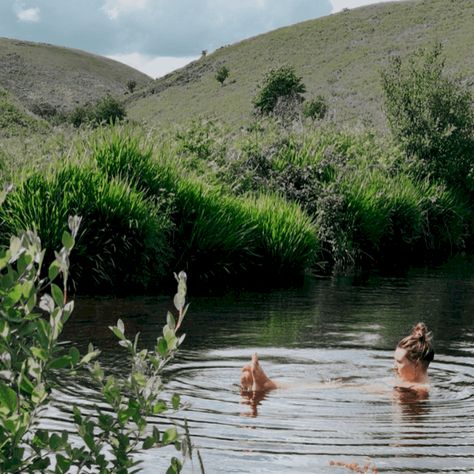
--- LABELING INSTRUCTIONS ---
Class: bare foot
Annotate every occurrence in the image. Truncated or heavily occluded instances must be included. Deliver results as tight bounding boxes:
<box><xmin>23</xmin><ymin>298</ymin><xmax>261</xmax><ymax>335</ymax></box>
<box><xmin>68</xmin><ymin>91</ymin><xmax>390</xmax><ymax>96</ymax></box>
<box><xmin>240</xmin><ymin>365</ymin><xmax>253</xmax><ymax>391</ymax></box>
<box><xmin>250</xmin><ymin>353</ymin><xmax>278</xmax><ymax>391</ymax></box>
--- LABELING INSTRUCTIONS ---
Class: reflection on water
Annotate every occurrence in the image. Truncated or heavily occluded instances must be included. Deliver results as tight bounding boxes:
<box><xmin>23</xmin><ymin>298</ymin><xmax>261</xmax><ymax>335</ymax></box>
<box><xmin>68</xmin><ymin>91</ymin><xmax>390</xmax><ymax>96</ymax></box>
<box><xmin>52</xmin><ymin>257</ymin><xmax>474</xmax><ymax>473</ymax></box>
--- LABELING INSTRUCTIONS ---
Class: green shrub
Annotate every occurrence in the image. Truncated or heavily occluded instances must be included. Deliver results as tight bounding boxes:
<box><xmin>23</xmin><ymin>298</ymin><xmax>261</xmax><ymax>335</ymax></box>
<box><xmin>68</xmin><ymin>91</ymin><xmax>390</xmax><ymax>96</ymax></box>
<box><xmin>381</xmin><ymin>44</ymin><xmax>474</xmax><ymax>189</ymax></box>
<box><xmin>0</xmin><ymin>216</ymin><xmax>198</xmax><ymax>472</ymax></box>
<box><xmin>253</xmin><ymin>66</ymin><xmax>306</xmax><ymax>115</ymax></box>
<box><xmin>303</xmin><ymin>95</ymin><xmax>328</xmax><ymax>120</ymax></box>
<box><xmin>171</xmin><ymin>178</ymin><xmax>257</xmax><ymax>282</ymax></box>
<box><xmin>70</xmin><ymin>95</ymin><xmax>126</xmax><ymax>128</ymax></box>
<box><xmin>215</xmin><ymin>65</ymin><xmax>230</xmax><ymax>85</ymax></box>
<box><xmin>126</xmin><ymin>78</ymin><xmax>137</xmax><ymax>93</ymax></box>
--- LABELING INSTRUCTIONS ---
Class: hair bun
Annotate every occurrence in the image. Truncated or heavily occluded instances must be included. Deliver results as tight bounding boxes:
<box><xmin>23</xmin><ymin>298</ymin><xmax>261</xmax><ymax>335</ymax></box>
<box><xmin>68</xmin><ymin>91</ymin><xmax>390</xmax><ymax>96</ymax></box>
<box><xmin>412</xmin><ymin>322</ymin><xmax>429</xmax><ymax>341</ymax></box>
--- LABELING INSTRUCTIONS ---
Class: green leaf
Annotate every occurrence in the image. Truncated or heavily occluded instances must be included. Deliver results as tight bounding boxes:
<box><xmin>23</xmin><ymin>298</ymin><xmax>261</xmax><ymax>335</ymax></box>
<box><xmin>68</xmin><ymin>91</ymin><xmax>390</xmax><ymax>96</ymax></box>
<box><xmin>61</xmin><ymin>231</ymin><xmax>74</xmax><ymax>251</ymax></box>
<box><xmin>117</xmin><ymin>318</ymin><xmax>125</xmax><ymax>334</ymax></box>
<box><xmin>110</xmin><ymin>325</ymin><xmax>125</xmax><ymax>340</ymax></box>
<box><xmin>0</xmin><ymin>320</ymin><xmax>10</xmax><ymax>339</ymax></box>
<box><xmin>69</xmin><ymin>346</ymin><xmax>80</xmax><ymax>365</ymax></box>
<box><xmin>48</xmin><ymin>260</ymin><xmax>60</xmax><ymax>281</ymax></box>
<box><xmin>55</xmin><ymin>454</ymin><xmax>71</xmax><ymax>473</ymax></box>
<box><xmin>171</xmin><ymin>394</ymin><xmax>180</xmax><ymax>410</ymax></box>
<box><xmin>0</xmin><ymin>381</ymin><xmax>17</xmax><ymax>413</ymax></box>
<box><xmin>143</xmin><ymin>436</ymin><xmax>156</xmax><ymax>450</ymax></box>
<box><xmin>72</xmin><ymin>406</ymin><xmax>82</xmax><ymax>424</ymax></box>
<box><xmin>51</xmin><ymin>284</ymin><xmax>64</xmax><ymax>307</ymax></box>
<box><xmin>157</xmin><ymin>337</ymin><xmax>168</xmax><ymax>356</ymax></box>
<box><xmin>5</xmin><ymin>284</ymin><xmax>23</xmax><ymax>306</ymax></box>
<box><xmin>152</xmin><ymin>400</ymin><xmax>167</xmax><ymax>414</ymax></box>
<box><xmin>80</xmin><ymin>348</ymin><xmax>100</xmax><ymax>365</ymax></box>
<box><xmin>32</xmin><ymin>383</ymin><xmax>47</xmax><ymax>404</ymax></box>
<box><xmin>49</xmin><ymin>433</ymin><xmax>63</xmax><ymax>450</ymax></box>
<box><xmin>49</xmin><ymin>355</ymin><xmax>72</xmax><ymax>369</ymax></box>
<box><xmin>162</xmin><ymin>427</ymin><xmax>178</xmax><ymax>445</ymax></box>
<box><xmin>31</xmin><ymin>346</ymin><xmax>48</xmax><ymax>361</ymax></box>
<box><xmin>167</xmin><ymin>311</ymin><xmax>176</xmax><ymax>330</ymax></box>
<box><xmin>153</xmin><ymin>426</ymin><xmax>161</xmax><ymax>443</ymax></box>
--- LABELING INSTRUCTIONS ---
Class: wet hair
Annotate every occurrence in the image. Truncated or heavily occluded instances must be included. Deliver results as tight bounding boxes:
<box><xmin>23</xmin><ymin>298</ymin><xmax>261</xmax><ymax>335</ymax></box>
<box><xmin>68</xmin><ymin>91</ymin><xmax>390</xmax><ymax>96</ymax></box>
<box><xmin>397</xmin><ymin>322</ymin><xmax>434</xmax><ymax>367</ymax></box>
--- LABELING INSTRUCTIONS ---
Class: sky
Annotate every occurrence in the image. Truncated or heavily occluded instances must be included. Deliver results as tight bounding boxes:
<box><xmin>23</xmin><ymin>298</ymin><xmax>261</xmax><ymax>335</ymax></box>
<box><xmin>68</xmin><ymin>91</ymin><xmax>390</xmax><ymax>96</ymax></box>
<box><xmin>0</xmin><ymin>0</ymin><xmax>399</xmax><ymax>78</ymax></box>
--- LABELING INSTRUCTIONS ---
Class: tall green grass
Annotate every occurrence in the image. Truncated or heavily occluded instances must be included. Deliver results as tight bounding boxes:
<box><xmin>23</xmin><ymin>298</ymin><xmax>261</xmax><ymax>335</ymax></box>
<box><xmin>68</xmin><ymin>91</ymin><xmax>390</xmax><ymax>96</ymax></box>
<box><xmin>0</xmin><ymin>164</ymin><xmax>172</xmax><ymax>292</ymax></box>
<box><xmin>342</xmin><ymin>171</ymin><xmax>468</xmax><ymax>265</ymax></box>
<box><xmin>243</xmin><ymin>193</ymin><xmax>318</xmax><ymax>277</ymax></box>
<box><xmin>92</xmin><ymin>128</ymin><xmax>319</xmax><ymax>285</ymax></box>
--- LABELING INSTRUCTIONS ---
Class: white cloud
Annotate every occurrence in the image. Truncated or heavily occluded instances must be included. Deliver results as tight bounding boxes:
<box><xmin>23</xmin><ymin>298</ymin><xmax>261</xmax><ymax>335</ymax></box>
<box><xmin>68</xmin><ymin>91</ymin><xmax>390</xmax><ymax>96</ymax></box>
<box><xmin>330</xmin><ymin>0</ymin><xmax>399</xmax><ymax>13</ymax></box>
<box><xmin>102</xmin><ymin>0</ymin><xmax>150</xmax><ymax>20</ymax></box>
<box><xmin>16</xmin><ymin>7</ymin><xmax>40</xmax><ymax>22</ymax></box>
<box><xmin>107</xmin><ymin>52</ymin><xmax>198</xmax><ymax>78</ymax></box>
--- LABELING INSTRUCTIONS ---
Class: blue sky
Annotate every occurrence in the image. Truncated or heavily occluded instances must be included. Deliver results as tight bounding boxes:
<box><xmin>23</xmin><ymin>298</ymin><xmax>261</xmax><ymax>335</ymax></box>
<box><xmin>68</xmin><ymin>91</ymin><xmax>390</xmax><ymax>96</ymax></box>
<box><xmin>0</xmin><ymin>1</ymin><xmax>399</xmax><ymax>78</ymax></box>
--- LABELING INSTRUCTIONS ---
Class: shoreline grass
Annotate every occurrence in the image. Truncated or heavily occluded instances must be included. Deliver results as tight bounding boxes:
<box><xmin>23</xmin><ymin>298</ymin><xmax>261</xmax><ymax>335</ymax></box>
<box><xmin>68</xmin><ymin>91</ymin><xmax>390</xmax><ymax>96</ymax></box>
<box><xmin>0</xmin><ymin>121</ymin><xmax>472</xmax><ymax>294</ymax></box>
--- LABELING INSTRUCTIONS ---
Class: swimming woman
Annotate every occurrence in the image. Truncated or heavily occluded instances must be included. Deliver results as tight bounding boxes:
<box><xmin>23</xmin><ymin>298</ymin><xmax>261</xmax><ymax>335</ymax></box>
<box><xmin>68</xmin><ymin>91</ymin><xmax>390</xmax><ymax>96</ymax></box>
<box><xmin>240</xmin><ymin>322</ymin><xmax>434</xmax><ymax>393</ymax></box>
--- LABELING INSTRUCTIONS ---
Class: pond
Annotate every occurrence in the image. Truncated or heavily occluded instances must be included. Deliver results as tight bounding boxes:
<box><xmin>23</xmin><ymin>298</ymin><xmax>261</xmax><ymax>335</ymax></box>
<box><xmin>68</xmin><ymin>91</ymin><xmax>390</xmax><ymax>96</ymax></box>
<box><xmin>50</xmin><ymin>257</ymin><xmax>474</xmax><ymax>473</ymax></box>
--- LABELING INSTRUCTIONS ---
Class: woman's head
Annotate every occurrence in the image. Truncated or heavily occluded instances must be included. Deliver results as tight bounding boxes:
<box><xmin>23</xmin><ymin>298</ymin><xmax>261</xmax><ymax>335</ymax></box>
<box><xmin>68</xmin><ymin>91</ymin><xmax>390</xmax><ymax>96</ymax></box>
<box><xmin>394</xmin><ymin>323</ymin><xmax>434</xmax><ymax>382</ymax></box>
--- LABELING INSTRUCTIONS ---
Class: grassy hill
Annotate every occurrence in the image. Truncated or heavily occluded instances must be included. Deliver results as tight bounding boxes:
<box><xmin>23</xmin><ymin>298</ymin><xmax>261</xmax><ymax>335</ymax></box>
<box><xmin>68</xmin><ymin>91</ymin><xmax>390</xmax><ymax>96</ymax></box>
<box><xmin>0</xmin><ymin>37</ymin><xmax>151</xmax><ymax>117</ymax></box>
<box><xmin>127</xmin><ymin>0</ymin><xmax>474</xmax><ymax>129</ymax></box>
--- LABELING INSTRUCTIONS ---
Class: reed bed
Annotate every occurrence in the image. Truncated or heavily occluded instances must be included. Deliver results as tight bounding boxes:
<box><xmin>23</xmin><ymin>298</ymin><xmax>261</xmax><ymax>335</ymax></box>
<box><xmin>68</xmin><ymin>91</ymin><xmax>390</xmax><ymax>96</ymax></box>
<box><xmin>0</xmin><ymin>164</ymin><xmax>172</xmax><ymax>291</ymax></box>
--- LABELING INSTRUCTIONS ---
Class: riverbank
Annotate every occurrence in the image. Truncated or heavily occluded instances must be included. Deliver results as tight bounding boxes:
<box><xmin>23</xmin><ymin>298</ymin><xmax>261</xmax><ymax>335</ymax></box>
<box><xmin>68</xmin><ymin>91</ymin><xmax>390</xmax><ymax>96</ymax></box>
<box><xmin>1</xmin><ymin>119</ymin><xmax>471</xmax><ymax>294</ymax></box>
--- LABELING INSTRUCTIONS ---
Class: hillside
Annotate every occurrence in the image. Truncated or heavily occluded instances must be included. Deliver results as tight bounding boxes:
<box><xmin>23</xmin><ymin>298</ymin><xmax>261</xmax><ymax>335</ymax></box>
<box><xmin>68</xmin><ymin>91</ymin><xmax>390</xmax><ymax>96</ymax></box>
<box><xmin>0</xmin><ymin>37</ymin><xmax>151</xmax><ymax>116</ymax></box>
<box><xmin>127</xmin><ymin>0</ymin><xmax>474</xmax><ymax>129</ymax></box>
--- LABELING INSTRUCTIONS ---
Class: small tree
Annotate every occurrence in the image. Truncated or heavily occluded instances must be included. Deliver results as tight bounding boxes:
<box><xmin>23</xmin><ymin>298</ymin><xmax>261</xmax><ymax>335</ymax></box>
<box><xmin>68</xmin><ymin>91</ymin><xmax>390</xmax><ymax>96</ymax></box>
<box><xmin>253</xmin><ymin>66</ymin><xmax>306</xmax><ymax>115</ymax></box>
<box><xmin>69</xmin><ymin>95</ymin><xmax>126</xmax><ymax>128</ymax></box>
<box><xmin>215</xmin><ymin>65</ymin><xmax>230</xmax><ymax>86</ymax></box>
<box><xmin>126</xmin><ymin>79</ymin><xmax>137</xmax><ymax>93</ymax></box>
<box><xmin>303</xmin><ymin>95</ymin><xmax>328</xmax><ymax>121</ymax></box>
<box><xmin>381</xmin><ymin>44</ymin><xmax>474</xmax><ymax>189</ymax></box>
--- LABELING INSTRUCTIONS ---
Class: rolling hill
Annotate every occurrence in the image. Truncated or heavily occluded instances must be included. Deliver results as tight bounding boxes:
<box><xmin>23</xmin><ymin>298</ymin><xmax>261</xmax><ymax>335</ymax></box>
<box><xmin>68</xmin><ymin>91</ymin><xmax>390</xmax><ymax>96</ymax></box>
<box><xmin>127</xmin><ymin>0</ymin><xmax>474</xmax><ymax>129</ymax></box>
<box><xmin>0</xmin><ymin>37</ymin><xmax>151</xmax><ymax>117</ymax></box>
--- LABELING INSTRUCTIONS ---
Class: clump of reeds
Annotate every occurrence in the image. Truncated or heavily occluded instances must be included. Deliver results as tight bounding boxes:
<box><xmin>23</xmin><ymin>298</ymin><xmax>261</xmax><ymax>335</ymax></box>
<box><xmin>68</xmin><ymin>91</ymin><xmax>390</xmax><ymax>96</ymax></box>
<box><xmin>0</xmin><ymin>164</ymin><xmax>172</xmax><ymax>292</ymax></box>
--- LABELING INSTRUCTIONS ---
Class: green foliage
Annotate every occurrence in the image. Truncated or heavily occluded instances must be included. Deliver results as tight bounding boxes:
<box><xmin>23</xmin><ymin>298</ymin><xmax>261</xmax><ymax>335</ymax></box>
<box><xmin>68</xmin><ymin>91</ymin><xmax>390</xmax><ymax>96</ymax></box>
<box><xmin>175</xmin><ymin>118</ymin><xmax>226</xmax><ymax>163</ymax></box>
<box><xmin>0</xmin><ymin>213</ymin><xmax>198</xmax><ymax>473</ymax></box>
<box><xmin>126</xmin><ymin>79</ymin><xmax>137</xmax><ymax>93</ymax></box>
<box><xmin>92</xmin><ymin>127</ymin><xmax>317</xmax><ymax>285</ymax></box>
<box><xmin>244</xmin><ymin>193</ymin><xmax>319</xmax><ymax>277</ymax></box>
<box><xmin>381</xmin><ymin>44</ymin><xmax>474</xmax><ymax>189</ymax></box>
<box><xmin>303</xmin><ymin>95</ymin><xmax>328</xmax><ymax>121</ymax></box>
<box><xmin>0</xmin><ymin>164</ymin><xmax>172</xmax><ymax>292</ymax></box>
<box><xmin>171</xmin><ymin>178</ymin><xmax>258</xmax><ymax>282</ymax></box>
<box><xmin>0</xmin><ymin>89</ymin><xmax>48</xmax><ymax>137</ymax></box>
<box><xmin>70</xmin><ymin>95</ymin><xmax>126</xmax><ymax>128</ymax></box>
<box><xmin>253</xmin><ymin>66</ymin><xmax>306</xmax><ymax>115</ymax></box>
<box><xmin>215</xmin><ymin>65</ymin><xmax>230</xmax><ymax>85</ymax></box>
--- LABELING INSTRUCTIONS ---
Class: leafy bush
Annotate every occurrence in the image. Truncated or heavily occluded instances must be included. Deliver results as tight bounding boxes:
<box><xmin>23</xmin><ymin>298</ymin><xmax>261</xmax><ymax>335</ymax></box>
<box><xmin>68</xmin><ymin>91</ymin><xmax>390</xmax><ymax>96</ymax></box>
<box><xmin>253</xmin><ymin>66</ymin><xmax>306</xmax><ymax>115</ymax></box>
<box><xmin>126</xmin><ymin>79</ymin><xmax>137</xmax><ymax>93</ymax></box>
<box><xmin>303</xmin><ymin>95</ymin><xmax>328</xmax><ymax>121</ymax></box>
<box><xmin>70</xmin><ymin>95</ymin><xmax>126</xmax><ymax>128</ymax></box>
<box><xmin>381</xmin><ymin>44</ymin><xmax>474</xmax><ymax>189</ymax></box>
<box><xmin>0</xmin><ymin>212</ymin><xmax>199</xmax><ymax>472</ymax></box>
<box><xmin>215</xmin><ymin>65</ymin><xmax>230</xmax><ymax>85</ymax></box>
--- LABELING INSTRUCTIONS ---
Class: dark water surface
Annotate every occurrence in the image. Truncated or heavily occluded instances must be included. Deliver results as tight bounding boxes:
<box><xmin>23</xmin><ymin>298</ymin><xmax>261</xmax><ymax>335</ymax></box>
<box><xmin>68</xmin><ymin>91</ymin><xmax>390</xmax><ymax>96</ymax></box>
<box><xmin>51</xmin><ymin>257</ymin><xmax>474</xmax><ymax>473</ymax></box>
